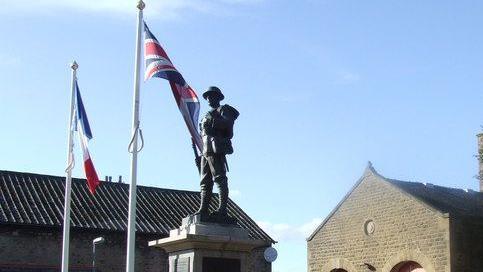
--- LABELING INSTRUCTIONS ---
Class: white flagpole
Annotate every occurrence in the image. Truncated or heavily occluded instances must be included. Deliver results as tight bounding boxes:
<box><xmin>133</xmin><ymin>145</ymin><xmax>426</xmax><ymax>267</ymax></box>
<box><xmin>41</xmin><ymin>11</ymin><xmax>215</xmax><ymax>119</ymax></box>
<box><xmin>126</xmin><ymin>1</ymin><xmax>144</xmax><ymax>272</ymax></box>
<box><xmin>61</xmin><ymin>61</ymin><xmax>78</xmax><ymax>272</ymax></box>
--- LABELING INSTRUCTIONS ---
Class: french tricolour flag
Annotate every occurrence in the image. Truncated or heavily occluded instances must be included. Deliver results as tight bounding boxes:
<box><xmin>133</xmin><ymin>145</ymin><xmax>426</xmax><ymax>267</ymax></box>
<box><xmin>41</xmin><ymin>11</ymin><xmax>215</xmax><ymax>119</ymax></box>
<box><xmin>74</xmin><ymin>82</ymin><xmax>100</xmax><ymax>194</ymax></box>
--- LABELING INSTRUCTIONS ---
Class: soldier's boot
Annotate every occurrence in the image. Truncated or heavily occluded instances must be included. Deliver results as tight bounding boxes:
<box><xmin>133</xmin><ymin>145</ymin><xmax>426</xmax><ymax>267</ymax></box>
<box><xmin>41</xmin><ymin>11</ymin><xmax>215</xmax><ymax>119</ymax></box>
<box><xmin>196</xmin><ymin>184</ymin><xmax>212</xmax><ymax>215</ymax></box>
<box><xmin>215</xmin><ymin>177</ymin><xmax>229</xmax><ymax>216</ymax></box>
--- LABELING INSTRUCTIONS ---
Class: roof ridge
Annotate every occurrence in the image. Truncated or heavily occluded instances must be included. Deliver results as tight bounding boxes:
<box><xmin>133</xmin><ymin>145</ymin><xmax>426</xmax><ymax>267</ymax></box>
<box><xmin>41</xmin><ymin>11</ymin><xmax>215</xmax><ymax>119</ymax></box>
<box><xmin>386</xmin><ymin>177</ymin><xmax>483</xmax><ymax>195</ymax></box>
<box><xmin>0</xmin><ymin>169</ymin><xmax>274</xmax><ymax>243</ymax></box>
<box><xmin>382</xmin><ymin>175</ymin><xmax>483</xmax><ymax>219</ymax></box>
<box><xmin>0</xmin><ymin>169</ymin><xmax>200</xmax><ymax>194</ymax></box>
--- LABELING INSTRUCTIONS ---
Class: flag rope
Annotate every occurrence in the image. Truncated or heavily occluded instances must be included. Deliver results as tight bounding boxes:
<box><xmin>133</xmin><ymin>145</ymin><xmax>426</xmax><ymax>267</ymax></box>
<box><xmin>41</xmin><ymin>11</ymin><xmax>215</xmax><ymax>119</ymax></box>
<box><xmin>64</xmin><ymin>152</ymin><xmax>75</xmax><ymax>173</ymax></box>
<box><xmin>128</xmin><ymin>124</ymin><xmax>144</xmax><ymax>153</ymax></box>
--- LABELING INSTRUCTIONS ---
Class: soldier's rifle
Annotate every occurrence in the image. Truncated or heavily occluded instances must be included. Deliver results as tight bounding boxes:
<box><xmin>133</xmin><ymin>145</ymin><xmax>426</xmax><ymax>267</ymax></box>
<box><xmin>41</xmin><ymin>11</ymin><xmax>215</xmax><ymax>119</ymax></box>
<box><xmin>191</xmin><ymin>138</ymin><xmax>201</xmax><ymax>173</ymax></box>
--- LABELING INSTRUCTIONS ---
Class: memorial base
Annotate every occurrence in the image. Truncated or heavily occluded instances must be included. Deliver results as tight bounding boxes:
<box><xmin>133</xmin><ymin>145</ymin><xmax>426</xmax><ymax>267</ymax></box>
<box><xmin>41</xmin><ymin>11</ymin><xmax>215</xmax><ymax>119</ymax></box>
<box><xmin>149</xmin><ymin>214</ymin><xmax>268</xmax><ymax>272</ymax></box>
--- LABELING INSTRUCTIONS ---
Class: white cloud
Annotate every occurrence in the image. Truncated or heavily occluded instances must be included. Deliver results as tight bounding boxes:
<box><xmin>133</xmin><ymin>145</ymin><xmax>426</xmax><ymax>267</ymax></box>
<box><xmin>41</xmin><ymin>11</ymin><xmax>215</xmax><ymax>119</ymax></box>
<box><xmin>0</xmin><ymin>55</ymin><xmax>20</xmax><ymax>66</ymax></box>
<box><xmin>2</xmin><ymin>0</ymin><xmax>265</xmax><ymax>19</ymax></box>
<box><xmin>339</xmin><ymin>71</ymin><xmax>361</xmax><ymax>84</ymax></box>
<box><xmin>230</xmin><ymin>189</ymin><xmax>242</xmax><ymax>198</ymax></box>
<box><xmin>257</xmin><ymin>217</ymin><xmax>323</xmax><ymax>242</ymax></box>
<box><xmin>299</xmin><ymin>218</ymin><xmax>324</xmax><ymax>237</ymax></box>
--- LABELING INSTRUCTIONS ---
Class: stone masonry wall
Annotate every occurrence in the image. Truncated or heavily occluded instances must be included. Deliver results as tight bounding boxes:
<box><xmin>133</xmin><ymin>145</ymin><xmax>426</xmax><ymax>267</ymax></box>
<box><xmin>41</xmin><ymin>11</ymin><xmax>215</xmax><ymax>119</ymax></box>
<box><xmin>0</xmin><ymin>225</ymin><xmax>167</xmax><ymax>272</ymax></box>
<box><xmin>248</xmin><ymin>247</ymin><xmax>271</xmax><ymax>272</ymax></box>
<box><xmin>307</xmin><ymin>171</ymin><xmax>451</xmax><ymax>272</ymax></box>
<box><xmin>450</xmin><ymin>215</ymin><xmax>483</xmax><ymax>271</ymax></box>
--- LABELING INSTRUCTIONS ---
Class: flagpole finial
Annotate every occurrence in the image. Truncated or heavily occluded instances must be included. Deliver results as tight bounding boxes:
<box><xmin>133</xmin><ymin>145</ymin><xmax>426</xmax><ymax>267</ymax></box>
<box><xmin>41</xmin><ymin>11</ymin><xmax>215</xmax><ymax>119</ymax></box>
<box><xmin>71</xmin><ymin>61</ymin><xmax>78</xmax><ymax>70</ymax></box>
<box><xmin>137</xmin><ymin>0</ymin><xmax>145</xmax><ymax>10</ymax></box>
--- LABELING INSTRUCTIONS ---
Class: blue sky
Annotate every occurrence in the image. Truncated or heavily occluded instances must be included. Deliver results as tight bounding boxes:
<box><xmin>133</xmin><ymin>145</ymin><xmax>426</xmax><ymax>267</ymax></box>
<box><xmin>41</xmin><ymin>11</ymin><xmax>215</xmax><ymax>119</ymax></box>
<box><xmin>1</xmin><ymin>1</ymin><xmax>483</xmax><ymax>271</ymax></box>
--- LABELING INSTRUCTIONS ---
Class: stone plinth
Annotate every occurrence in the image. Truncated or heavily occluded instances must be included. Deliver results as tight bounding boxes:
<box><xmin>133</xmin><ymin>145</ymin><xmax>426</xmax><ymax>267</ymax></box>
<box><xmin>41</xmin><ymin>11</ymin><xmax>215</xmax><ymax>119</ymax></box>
<box><xmin>149</xmin><ymin>215</ymin><xmax>269</xmax><ymax>272</ymax></box>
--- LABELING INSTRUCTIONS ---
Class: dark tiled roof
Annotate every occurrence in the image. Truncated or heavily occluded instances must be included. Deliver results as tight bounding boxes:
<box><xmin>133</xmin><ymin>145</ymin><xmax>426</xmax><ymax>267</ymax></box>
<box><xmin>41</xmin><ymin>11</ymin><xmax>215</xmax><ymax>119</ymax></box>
<box><xmin>387</xmin><ymin>179</ymin><xmax>483</xmax><ymax>218</ymax></box>
<box><xmin>0</xmin><ymin>170</ymin><xmax>274</xmax><ymax>243</ymax></box>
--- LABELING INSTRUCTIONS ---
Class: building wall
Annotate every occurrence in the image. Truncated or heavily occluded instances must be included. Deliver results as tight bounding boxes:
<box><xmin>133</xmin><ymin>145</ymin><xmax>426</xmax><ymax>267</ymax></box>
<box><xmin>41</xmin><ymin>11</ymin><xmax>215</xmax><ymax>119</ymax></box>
<box><xmin>0</xmin><ymin>225</ymin><xmax>167</xmax><ymax>272</ymax></box>
<box><xmin>450</xmin><ymin>215</ymin><xmax>483</xmax><ymax>271</ymax></box>
<box><xmin>0</xmin><ymin>225</ymin><xmax>271</xmax><ymax>272</ymax></box>
<box><xmin>248</xmin><ymin>247</ymin><xmax>271</xmax><ymax>272</ymax></box>
<box><xmin>307</xmin><ymin>171</ymin><xmax>451</xmax><ymax>272</ymax></box>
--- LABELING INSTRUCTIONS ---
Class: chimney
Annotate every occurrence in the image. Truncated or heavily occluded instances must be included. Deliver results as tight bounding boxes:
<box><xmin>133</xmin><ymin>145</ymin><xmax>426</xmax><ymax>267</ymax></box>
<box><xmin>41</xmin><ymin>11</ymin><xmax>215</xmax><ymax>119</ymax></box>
<box><xmin>118</xmin><ymin>175</ymin><xmax>123</xmax><ymax>183</ymax></box>
<box><xmin>477</xmin><ymin>133</ymin><xmax>483</xmax><ymax>192</ymax></box>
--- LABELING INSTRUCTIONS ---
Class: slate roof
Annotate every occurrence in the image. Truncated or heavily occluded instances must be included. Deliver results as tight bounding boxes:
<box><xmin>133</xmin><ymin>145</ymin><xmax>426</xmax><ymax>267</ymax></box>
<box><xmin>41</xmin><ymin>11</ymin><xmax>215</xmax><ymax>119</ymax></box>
<box><xmin>0</xmin><ymin>170</ymin><xmax>274</xmax><ymax>243</ymax></box>
<box><xmin>388</xmin><ymin>179</ymin><xmax>483</xmax><ymax>218</ymax></box>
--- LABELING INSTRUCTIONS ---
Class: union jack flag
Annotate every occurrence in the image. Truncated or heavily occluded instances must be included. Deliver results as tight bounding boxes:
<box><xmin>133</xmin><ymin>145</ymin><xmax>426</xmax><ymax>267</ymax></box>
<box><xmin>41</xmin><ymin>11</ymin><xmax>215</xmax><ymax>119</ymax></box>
<box><xmin>144</xmin><ymin>22</ymin><xmax>202</xmax><ymax>151</ymax></box>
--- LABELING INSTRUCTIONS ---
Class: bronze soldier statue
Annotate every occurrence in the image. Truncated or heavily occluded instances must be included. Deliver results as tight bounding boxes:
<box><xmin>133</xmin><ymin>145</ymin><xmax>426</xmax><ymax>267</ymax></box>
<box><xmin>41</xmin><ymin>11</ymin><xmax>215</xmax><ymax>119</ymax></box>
<box><xmin>196</xmin><ymin>86</ymin><xmax>239</xmax><ymax>220</ymax></box>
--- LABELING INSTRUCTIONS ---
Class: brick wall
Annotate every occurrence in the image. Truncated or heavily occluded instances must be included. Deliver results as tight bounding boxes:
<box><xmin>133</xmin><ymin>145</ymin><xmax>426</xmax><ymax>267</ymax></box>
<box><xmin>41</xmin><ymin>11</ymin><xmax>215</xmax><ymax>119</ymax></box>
<box><xmin>307</xmin><ymin>170</ymin><xmax>450</xmax><ymax>272</ymax></box>
<box><xmin>0</xmin><ymin>225</ymin><xmax>167</xmax><ymax>272</ymax></box>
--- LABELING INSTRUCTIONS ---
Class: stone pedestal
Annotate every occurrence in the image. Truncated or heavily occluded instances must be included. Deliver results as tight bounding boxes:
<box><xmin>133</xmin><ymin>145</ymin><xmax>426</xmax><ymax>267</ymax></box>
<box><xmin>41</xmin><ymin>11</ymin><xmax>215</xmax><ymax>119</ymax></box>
<box><xmin>149</xmin><ymin>215</ymin><xmax>269</xmax><ymax>272</ymax></box>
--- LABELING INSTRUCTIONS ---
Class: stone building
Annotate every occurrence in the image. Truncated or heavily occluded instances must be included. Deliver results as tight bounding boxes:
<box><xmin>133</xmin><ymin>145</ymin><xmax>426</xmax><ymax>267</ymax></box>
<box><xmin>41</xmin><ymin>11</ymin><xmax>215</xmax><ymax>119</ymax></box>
<box><xmin>307</xmin><ymin>163</ymin><xmax>483</xmax><ymax>272</ymax></box>
<box><xmin>0</xmin><ymin>170</ymin><xmax>274</xmax><ymax>272</ymax></box>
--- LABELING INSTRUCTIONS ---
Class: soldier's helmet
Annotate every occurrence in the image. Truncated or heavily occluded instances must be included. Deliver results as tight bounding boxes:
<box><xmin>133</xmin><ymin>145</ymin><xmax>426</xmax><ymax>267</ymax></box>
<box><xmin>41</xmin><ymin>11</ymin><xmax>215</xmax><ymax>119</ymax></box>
<box><xmin>202</xmin><ymin>86</ymin><xmax>224</xmax><ymax>101</ymax></box>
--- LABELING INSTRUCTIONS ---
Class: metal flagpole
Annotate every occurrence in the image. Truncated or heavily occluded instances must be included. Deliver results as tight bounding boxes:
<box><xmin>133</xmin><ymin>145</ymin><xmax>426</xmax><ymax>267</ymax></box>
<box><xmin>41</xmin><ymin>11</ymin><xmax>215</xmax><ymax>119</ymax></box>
<box><xmin>61</xmin><ymin>60</ymin><xmax>78</xmax><ymax>272</ymax></box>
<box><xmin>126</xmin><ymin>1</ymin><xmax>144</xmax><ymax>271</ymax></box>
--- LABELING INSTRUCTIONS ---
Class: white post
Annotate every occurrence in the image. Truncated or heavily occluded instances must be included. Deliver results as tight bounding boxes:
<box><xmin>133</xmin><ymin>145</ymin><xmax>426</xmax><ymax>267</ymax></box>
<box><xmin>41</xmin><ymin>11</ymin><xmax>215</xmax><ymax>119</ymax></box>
<box><xmin>61</xmin><ymin>61</ymin><xmax>78</xmax><ymax>272</ymax></box>
<box><xmin>126</xmin><ymin>1</ymin><xmax>144</xmax><ymax>272</ymax></box>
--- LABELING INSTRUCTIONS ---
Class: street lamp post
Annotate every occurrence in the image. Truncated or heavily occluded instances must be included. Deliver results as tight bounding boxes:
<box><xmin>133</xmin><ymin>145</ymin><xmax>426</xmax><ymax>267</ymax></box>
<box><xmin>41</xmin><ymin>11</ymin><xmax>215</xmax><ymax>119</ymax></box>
<box><xmin>92</xmin><ymin>237</ymin><xmax>105</xmax><ymax>272</ymax></box>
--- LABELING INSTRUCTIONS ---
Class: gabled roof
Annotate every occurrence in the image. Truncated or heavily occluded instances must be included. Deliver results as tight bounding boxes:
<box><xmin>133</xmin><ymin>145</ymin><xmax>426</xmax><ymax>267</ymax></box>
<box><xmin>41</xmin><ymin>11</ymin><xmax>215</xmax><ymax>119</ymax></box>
<box><xmin>387</xmin><ymin>178</ymin><xmax>483</xmax><ymax>218</ymax></box>
<box><xmin>0</xmin><ymin>170</ymin><xmax>274</xmax><ymax>243</ymax></box>
<box><xmin>307</xmin><ymin>162</ymin><xmax>483</xmax><ymax>241</ymax></box>
<box><xmin>306</xmin><ymin>163</ymin><xmax>374</xmax><ymax>241</ymax></box>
